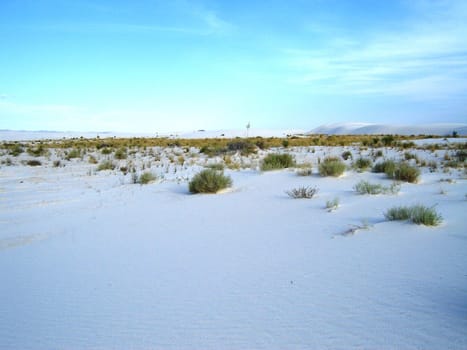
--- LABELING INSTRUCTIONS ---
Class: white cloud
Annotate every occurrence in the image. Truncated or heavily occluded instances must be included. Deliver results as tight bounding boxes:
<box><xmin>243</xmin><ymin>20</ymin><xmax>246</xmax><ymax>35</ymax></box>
<box><xmin>284</xmin><ymin>0</ymin><xmax>467</xmax><ymax>99</ymax></box>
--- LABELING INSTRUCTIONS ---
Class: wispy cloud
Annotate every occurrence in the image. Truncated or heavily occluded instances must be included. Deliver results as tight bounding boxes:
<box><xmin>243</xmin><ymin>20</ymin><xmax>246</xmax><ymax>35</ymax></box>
<box><xmin>284</xmin><ymin>0</ymin><xmax>467</xmax><ymax>99</ymax></box>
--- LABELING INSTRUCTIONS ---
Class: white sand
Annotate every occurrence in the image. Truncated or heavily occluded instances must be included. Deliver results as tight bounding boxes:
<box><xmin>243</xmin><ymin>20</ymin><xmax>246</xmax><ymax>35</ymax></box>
<box><xmin>0</xmin><ymin>141</ymin><xmax>466</xmax><ymax>349</ymax></box>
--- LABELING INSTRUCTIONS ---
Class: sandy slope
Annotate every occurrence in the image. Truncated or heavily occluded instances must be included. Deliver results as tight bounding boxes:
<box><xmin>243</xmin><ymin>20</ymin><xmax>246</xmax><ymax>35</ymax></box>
<box><xmin>0</xmin><ymin>146</ymin><xmax>466</xmax><ymax>349</ymax></box>
<box><xmin>310</xmin><ymin>123</ymin><xmax>467</xmax><ymax>136</ymax></box>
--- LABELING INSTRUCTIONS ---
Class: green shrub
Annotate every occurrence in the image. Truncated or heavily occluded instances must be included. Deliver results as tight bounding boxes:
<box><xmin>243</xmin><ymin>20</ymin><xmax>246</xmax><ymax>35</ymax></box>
<box><xmin>205</xmin><ymin>163</ymin><xmax>225</xmax><ymax>171</ymax></box>
<box><xmin>27</xmin><ymin>145</ymin><xmax>48</xmax><ymax>157</ymax></box>
<box><xmin>97</xmin><ymin>160</ymin><xmax>116</xmax><ymax>171</ymax></box>
<box><xmin>353</xmin><ymin>157</ymin><xmax>372</xmax><ymax>171</ymax></box>
<box><xmin>410</xmin><ymin>205</ymin><xmax>443</xmax><ymax>226</ymax></box>
<box><xmin>296</xmin><ymin>167</ymin><xmax>312</xmax><ymax>176</ymax></box>
<box><xmin>354</xmin><ymin>180</ymin><xmax>400</xmax><ymax>195</ymax></box>
<box><xmin>227</xmin><ymin>141</ymin><xmax>257</xmax><ymax>155</ymax></box>
<box><xmin>341</xmin><ymin>151</ymin><xmax>352</xmax><ymax>160</ymax></box>
<box><xmin>66</xmin><ymin>148</ymin><xmax>81</xmax><ymax>160</ymax></box>
<box><xmin>101</xmin><ymin>148</ymin><xmax>112</xmax><ymax>155</ymax></box>
<box><xmin>286</xmin><ymin>186</ymin><xmax>318</xmax><ymax>199</ymax></box>
<box><xmin>9</xmin><ymin>144</ymin><xmax>23</xmax><ymax>156</ymax></box>
<box><xmin>392</xmin><ymin>163</ymin><xmax>420</xmax><ymax>183</ymax></box>
<box><xmin>326</xmin><ymin>197</ymin><xmax>340</xmax><ymax>211</ymax></box>
<box><xmin>26</xmin><ymin>159</ymin><xmax>42</xmax><ymax>166</ymax></box>
<box><xmin>189</xmin><ymin>169</ymin><xmax>232</xmax><ymax>193</ymax></box>
<box><xmin>373</xmin><ymin>159</ymin><xmax>396</xmax><ymax>174</ymax></box>
<box><xmin>138</xmin><ymin>172</ymin><xmax>156</xmax><ymax>184</ymax></box>
<box><xmin>114</xmin><ymin>148</ymin><xmax>127</xmax><ymax>160</ymax></box>
<box><xmin>261</xmin><ymin>153</ymin><xmax>295</xmax><ymax>171</ymax></box>
<box><xmin>384</xmin><ymin>205</ymin><xmax>442</xmax><ymax>226</ymax></box>
<box><xmin>319</xmin><ymin>157</ymin><xmax>346</xmax><ymax>177</ymax></box>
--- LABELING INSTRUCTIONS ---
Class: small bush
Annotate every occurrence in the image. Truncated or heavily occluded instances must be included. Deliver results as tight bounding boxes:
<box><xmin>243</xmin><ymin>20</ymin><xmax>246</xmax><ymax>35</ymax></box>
<box><xmin>384</xmin><ymin>206</ymin><xmax>413</xmax><ymax>221</ymax></box>
<box><xmin>53</xmin><ymin>160</ymin><xmax>61</xmax><ymax>167</ymax></box>
<box><xmin>384</xmin><ymin>205</ymin><xmax>442</xmax><ymax>226</ymax></box>
<box><xmin>391</xmin><ymin>163</ymin><xmax>420</xmax><ymax>183</ymax></box>
<box><xmin>27</xmin><ymin>145</ymin><xmax>48</xmax><ymax>157</ymax></box>
<box><xmin>326</xmin><ymin>197</ymin><xmax>339</xmax><ymax>211</ymax></box>
<box><xmin>114</xmin><ymin>148</ymin><xmax>127</xmax><ymax>160</ymax></box>
<box><xmin>373</xmin><ymin>159</ymin><xmax>396</xmax><ymax>174</ymax></box>
<box><xmin>26</xmin><ymin>160</ymin><xmax>42</xmax><ymax>166</ymax></box>
<box><xmin>205</xmin><ymin>163</ymin><xmax>225</xmax><ymax>171</ymax></box>
<box><xmin>9</xmin><ymin>144</ymin><xmax>23</xmax><ymax>156</ymax></box>
<box><xmin>66</xmin><ymin>148</ymin><xmax>81</xmax><ymax>160</ymax></box>
<box><xmin>341</xmin><ymin>151</ymin><xmax>353</xmax><ymax>160</ymax></box>
<box><xmin>261</xmin><ymin>153</ymin><xmax>295</xmax><ymax>171</ymax></box>
<box><xmin>319</xmin><ymin>157</ymin><xmax>346</xmax><ymax>177</ymax></box>
<box><xmin>354</xmin><ymin>180</ymin><xmax>400</xmax><ymax>195</ymax></box>
<box><xmin>227</xmin><ymin>141</ymin><xmax>257</xmax><ymax>155</ymax></box>
<box><xmin>101</xmin><ymin>148</ymin><xmax>112</xmax><ymax>155</ymax></box>
<box><xmin>189</xmin><ymin>169</ymin><xmax>232</xmax><ymax>194</ymax></box>
<box><xmin>88</xmin><ymin>155</ymin><xmax>98</xmax><ymax>164</ymax></box>
<box><xmin>97</xmin><ymin>160</ymin><xmax>115</xmax><ymax>171</ymax></box>
<box><xmin>286</xmin><ymin>186</ymin><xmax>318</xmax><ymax>199</ymax></box>
<box><xmin>139</xmin><ymin>172</ymin><xmax>156</xmax><ymax>184</ymax></box>
<box><xmin>353</xmin><ymin>157</ymin><xmax>372</xmax><ymax>171</ymax></box>
<box><xmin>296</xmin><ymin>168</ymin><xmax>312</xmax><ymax>176</ymax></box>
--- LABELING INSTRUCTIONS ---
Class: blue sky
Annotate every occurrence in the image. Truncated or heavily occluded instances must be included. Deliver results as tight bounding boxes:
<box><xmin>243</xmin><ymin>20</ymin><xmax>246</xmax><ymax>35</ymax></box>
<box><xmin>1</xmin><ymin>0</ymin><xmax>466</xmax><ymax>132</ymax></box>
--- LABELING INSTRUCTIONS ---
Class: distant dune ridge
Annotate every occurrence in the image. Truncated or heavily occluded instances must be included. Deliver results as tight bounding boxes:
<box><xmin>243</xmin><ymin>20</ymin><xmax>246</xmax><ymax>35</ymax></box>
<box><xmin>309</xmin><ymin>123</ymin><xmax>467</xmax><ymax>136</ymax></box>
<box><xmin>1</xmin><ymin>123</ymin><xmax>466</xmax><ymax>141</ymax></box>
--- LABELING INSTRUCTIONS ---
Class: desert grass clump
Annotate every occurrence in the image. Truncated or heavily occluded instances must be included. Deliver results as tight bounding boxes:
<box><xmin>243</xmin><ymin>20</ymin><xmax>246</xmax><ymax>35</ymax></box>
<box><xmin>261</xmin><ymin>153</ymin><xmax>295</xmax><ymax>171</ymax></box>
<box><xmin>205</xmin><ymin>163</ymin><xmax>225</xmax><ymax>171</ymax></box>
<box><xmin>384</xmin><ymin>205</ymin><xmax>442</xmax><ymax>226</ymax></box>
<box><xmin>353</xmin><ymin>157</ymin><xmax>372</xmax><ymax>171</ymax></box>
<box><xmin>326</xmin><ymin>197</ymin><xmax>339</xmax><ymax>211</ymax></box>
<box><xmin>97</xmin><ymin>160</ymin><xmax>116</xmax><ymax>171</ymax></box>
<box><xmin>296</xmin><ymin>168</ymin><xmax>313</xmax><ymax>176</ymax></box>
<box><xmin>319</xmin><ymin>157</ymin><xmax>346</xmax><ymax>177</ymax></box>
<box><xmin>391</xmin><ymin>163</ymin><xmax>420</xmax><ymax>183</ymax></box>
<box><xmin>114</xmin><ymin>148</ymin><xmax>127</xmax><ymax>160</ymax></box>
<box><xmin>188</xmin><ymin>169</ymin><xmax>232</xmax><ymax>194</ymax></box>
<box><xmin>341</xmin><ymin>151</ymin><xmax>353</xmax><ymax>160</ymax></box>
<box><xmin>286</xmin><ymin>186</ymin><xmax>318</xmax><ymax>199</ymax></box>
<box><xmin>372</xmin><ymin>159</ymin><xmax>396</xmax><ymax>174</ymax></box>
<box><xmin>26</xmin><ymin>159</ymin><xmax>42</xmax><ymax>166</ymax></box>
<box><xmin>354</xmin><ymin>180</ymin><xmax>400</xmax><ymax>195</ymax></box>
<box><xmin>138</xmin><ymin>172</ymin><xmax>156</xmax><ymax>184</ymax></box>
<box><xmin>66</xmin><ymin>148</ymin><xmax>81</xmax><ymax>160</ymax></box>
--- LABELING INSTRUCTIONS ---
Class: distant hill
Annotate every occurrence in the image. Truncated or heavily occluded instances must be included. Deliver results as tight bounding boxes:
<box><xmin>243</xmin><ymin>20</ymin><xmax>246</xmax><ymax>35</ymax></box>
<box><xmin>309</xmin><ymin>123</ymin><xmax>467</xmax><ymax>136</ymax></box>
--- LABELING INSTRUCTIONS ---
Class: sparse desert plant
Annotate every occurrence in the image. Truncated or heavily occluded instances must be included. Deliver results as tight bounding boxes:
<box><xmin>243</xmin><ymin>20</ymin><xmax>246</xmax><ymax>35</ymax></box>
<box><xmin>88</xmin><ymin>155</ymin><xmax>98</xmax><ymax>164</ymax></box>
<box><xmin>319</xmin><ymin>157</ymin><xmax>346</xmax><ymax>177</ymax></box>
<box><xmin>354</xmin><ymin>180</ymin><xmax>400</xmax><ymax>195</ymax></box>
<box><xmin>384</xmin><ymin>205</ymin><xmax>442</xmax><ymax>226</ymax></box>
<box><xmin>353</xmin><ymin>157</ymin><xmax>372</xmax><ymax>171</ymax></box>
<box><xmin>227</xmin><ymin>140</ymin><xmax>257</xmax><ymax>155</ymax></box>
<box><xmin>66</xmin><ymin>148</ymin><xmax>81</xmax><ymax>160</ymax></box>
<box><xmin>27</xmin><ymin>145</ymin><xmax>48</xmax><ymax>157</ymax></box>
<box><xmin>138</xmin><ymin>172</ymin><xmax>156</xmax><ymax>184</ymax></box>
<box><xmin>261</xmin><ymin>153</ymin><xmax>295</xmax><ymax>171</ymax></box>
<box><xmin>97</xmin><ymin>160</ymin><xmax>116</xmax><ymax>171</ymax></box>
<box><xmin>410</xmin><ymin>205</ymin><xmax>443</xmax><ymax>226</ymax></box>
<box><xmin>326</xmin><ymin>197</ymin><xmax>339</xmax><ymax>211</ymax></box>
<box><xmin>114</xmin><ymin>148</ymin><xmax>127</xmax><ymax>160</ymax></box>
<box><xmin>296</xmin><ymin>167</ymin><xmax>313</xmax><ymax>176</ymax></box>
<box><xmin>286</xmin><ymin>186</ymin><xmax>318</xmax><ymax>199</ymax></box>
<box><xmin>205</xmin><ymin>163</ymin><xmax>225</xmax><ymax>171</ymax></box>
<box><xmin>101</xmin><ymin>147</ymin><xmax>112</xmax><ymax>155</ymax></box>
<box><xmin>384</xmin><ymin>206</ymin><xmax>413</xmax><ymax>221</ymax></box>
<box><xmin>9</xmin><ymin>144</ymin><xmax>23</xmax><ymax>157</ymax></box>
<box><xmin>26</xmin><ymin>159</ymin><xmax>42</xmax><ymax>166</ymax></box>
<box><xmin>391</xmin><ymin>163</ymin><xmax>420</xmax><ymax>183</ymax></box>
<box><xmin>341</xmin><ymin>151</ymin><xmax>352</xmax><ymax>160</ymax></box>
<box><xmin>372</xmin><ymin>159</ymin><xmax>396</xmax><ymax>174</ymax></box>
<box><xmin>188</xmin><ymin>169</ymin><xmax>232</xmax><ymax>194</ymax></box>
